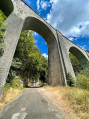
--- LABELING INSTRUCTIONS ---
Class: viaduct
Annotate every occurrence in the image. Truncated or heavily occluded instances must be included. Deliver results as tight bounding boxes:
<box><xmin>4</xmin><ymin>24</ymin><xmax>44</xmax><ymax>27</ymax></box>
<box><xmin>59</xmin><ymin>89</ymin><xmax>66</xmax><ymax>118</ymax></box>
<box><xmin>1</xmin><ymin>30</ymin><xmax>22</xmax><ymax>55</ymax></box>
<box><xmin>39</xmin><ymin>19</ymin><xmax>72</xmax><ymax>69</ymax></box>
<box><xmin>0</xmin><ymin>0</ymin><xmax>89</xmax><ymax>96</ymax></box>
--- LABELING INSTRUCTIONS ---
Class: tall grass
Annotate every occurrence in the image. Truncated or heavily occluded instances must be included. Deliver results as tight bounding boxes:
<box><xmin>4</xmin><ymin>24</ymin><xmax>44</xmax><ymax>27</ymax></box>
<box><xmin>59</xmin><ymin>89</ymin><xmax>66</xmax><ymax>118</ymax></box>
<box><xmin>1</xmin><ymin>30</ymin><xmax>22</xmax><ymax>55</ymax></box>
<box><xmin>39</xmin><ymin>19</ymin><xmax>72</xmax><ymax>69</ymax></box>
<box><xmin>44</xmin><ymin>86</ymin><xmax>89</xmax><ymax>119</ymax></box>
<box><xmin>0</xmin><ymin>77</ymin><xmax>24</xmax><ymax>111</ymax></box>
<box><xmin>64</xmin><ymin>87</ymin><xmax>89</xmax><ymax>119</ymax></box>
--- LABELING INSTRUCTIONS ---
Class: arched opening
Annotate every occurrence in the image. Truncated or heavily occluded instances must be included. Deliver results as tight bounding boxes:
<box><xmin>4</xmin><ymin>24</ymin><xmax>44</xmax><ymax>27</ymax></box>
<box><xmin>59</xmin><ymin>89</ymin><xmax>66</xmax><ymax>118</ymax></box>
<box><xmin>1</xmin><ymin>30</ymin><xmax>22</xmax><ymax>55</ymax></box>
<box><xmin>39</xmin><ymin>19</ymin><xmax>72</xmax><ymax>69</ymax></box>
<box><xmin>21</xmin><ymin>17</ymin><xmax>64</xmax><ymax>86</ymax></box>
<box><xmin>22</xmin><ymin>17</ymin><xmax>56</xmax><ymax>44</ymax></box>
<box><xmin>22</xmin><ymin>17</ymin><xmax>53</xmax><ymax>86</ymax></box>
<box><xmin>7</xmin><ymin>15</ymin><xmax>57</xmax><ymax>87</ymax></box>
<box><xmin>7</xmin><ymin>30</ymin><xmax>48</xmax><ymax>87</ymax></box>
<box><xmin>0</xmin><ymin>0</ymin><xmax>14</xmax><ymax>17</ymax></box>
<box><xmin>6</xmin><ymin>16</ymin><xmax>64</xmax><ymax>87</ymax></box>
<box><xmin>69</xmin><ymin>47</ymin><xmax>88</xmax><ymax>76</ymax></box>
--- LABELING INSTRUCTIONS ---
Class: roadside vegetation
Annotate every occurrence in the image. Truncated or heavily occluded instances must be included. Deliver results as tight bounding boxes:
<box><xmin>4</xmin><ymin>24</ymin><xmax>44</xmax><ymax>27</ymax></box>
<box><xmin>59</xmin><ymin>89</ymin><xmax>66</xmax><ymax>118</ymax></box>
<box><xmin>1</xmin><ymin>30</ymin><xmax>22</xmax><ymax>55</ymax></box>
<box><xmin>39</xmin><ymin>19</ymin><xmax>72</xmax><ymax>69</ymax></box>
<box><xmin>0</xmin><ymin>76</ymin><xmax>24</xmax><ymax>112</ymax></box>
<box><xmin>44</xmin><ymin>86</ymin><xmax>89</xmax><ymax>119</ymax></box>
<box><xmin>66</xmin><ymin>53</ymin><xmax>89</xmax><ymax>118</ymax></box>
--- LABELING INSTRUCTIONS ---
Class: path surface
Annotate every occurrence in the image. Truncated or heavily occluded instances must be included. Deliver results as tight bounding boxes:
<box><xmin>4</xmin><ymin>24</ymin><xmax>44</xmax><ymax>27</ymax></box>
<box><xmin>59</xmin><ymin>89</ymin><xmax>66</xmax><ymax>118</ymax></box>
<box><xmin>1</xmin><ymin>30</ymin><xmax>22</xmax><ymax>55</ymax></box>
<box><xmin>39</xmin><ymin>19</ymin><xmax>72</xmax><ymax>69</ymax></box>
<box><xmin>0</xmin><ymin>88</ymin><xmax>62</xmax><ymax>119</ymax></box>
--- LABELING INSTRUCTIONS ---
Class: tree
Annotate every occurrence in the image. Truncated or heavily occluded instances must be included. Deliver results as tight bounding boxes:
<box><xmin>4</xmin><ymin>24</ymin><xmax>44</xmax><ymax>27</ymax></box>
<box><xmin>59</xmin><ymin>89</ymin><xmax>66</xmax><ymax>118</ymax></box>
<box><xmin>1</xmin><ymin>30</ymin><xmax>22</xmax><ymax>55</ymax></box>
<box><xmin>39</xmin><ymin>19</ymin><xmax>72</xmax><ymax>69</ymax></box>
<box><xmin>15</xmin><ymin>31</ymin><xmax>40</xmax><ymax>79</ymax></box>
<box><xmin>0</xmin><ymin>10</ymin><xmax>7</xmax><ymax>56</ymax></box>
<box><xmin>11</xmin><ymin>30</ymin><xmax>48</xmax><ymax>86</ymax></box>
<box><xmin>39</xmin><ymin>56</ymin><xmax>48</xmax><ymax>84</ymax></box>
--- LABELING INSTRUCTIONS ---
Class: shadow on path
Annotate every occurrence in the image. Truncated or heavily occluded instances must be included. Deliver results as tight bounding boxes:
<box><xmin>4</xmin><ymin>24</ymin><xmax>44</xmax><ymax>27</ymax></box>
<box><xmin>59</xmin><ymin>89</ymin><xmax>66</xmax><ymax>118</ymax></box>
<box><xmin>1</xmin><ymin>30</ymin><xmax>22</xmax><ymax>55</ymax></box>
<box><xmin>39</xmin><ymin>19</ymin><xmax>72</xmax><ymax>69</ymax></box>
<box><xmin>27</xmin><ymin>85</ymin><xmax>44</xmax><ymax>88</ymax></box>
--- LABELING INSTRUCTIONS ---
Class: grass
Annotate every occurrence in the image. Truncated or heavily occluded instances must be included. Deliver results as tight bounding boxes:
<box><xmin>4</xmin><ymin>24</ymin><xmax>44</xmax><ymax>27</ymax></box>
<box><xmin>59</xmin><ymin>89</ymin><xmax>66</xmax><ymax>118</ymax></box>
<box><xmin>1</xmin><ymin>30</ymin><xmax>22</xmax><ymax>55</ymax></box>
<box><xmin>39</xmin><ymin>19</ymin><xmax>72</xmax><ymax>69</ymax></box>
<box><xmin>44</xmin><ymin>86</ymin><xmax>89</xmax><ymax>119</ymax></box>
<box><xmin>0</xmin><ymin>78</ymin><xmax>25</xmax><ymax>112</ymax></box>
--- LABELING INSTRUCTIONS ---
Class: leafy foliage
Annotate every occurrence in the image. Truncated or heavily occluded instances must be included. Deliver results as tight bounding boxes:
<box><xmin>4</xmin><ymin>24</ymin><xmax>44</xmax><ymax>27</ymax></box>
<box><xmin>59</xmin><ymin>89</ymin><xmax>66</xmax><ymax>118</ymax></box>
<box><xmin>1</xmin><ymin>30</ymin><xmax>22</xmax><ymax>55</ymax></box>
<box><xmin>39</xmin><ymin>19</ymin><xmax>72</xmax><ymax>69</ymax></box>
<box><xmin>39</xmin><ymin>56</ymin><xmax>48</xmax><ymax>83</ymax></box>
<box><xmin>77</xmin><ymin>74</ymin><xmax>89</xmax><ymax>90</ymax></box>
<box><xmin>66</xmin><ymin>72</ymin><xmax>76</xmax><ymax>87</ymax></box>
<box><xmin>76</xmin><ymin>69</ymin><xmax>89</xmax><ymax>90</ymax></box>
<box><xmin>0</xmin><ymin>10</ymin><xmax>7</xmax><ymax>56</ymax></box>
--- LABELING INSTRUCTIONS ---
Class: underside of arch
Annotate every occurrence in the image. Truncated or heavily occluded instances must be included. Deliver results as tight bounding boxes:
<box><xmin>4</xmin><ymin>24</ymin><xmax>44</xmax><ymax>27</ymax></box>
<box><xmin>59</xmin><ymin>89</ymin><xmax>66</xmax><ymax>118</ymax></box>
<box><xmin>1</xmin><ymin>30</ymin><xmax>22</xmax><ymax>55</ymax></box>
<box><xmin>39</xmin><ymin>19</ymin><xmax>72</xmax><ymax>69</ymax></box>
<box><xmin>0</xmin><ymin>0</ymin><xmax>14</xmax><ymax>16</ymax></box>
<box><xmin>22</xmin><ymin>17</ymin><xmax>56</xmax><ymax>45</ymax></box>
<box><xmin>69</xmin><ymin>47</ymin><xmax>88</xmax><ymax>69</ymax></box>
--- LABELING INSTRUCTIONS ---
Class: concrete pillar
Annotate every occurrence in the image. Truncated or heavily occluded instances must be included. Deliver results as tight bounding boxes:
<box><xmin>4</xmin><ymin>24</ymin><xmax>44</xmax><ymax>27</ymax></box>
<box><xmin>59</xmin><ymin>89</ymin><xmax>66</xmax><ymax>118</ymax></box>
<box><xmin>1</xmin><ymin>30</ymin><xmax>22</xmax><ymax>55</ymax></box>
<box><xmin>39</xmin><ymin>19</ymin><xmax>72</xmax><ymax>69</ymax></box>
<box><xmin>0</xmin><ymin>12</ymin><xmax>24</xmax><ymax>96</ymax></box>
<box><xmin>48</xmin><ymin>39</ymin><xmax>66</xmax><ymax>86</ymax></box>
<box><xmin>57</xmin><ymin>31</ymin><xmax>76</xmax><ymax>81</ymax></box>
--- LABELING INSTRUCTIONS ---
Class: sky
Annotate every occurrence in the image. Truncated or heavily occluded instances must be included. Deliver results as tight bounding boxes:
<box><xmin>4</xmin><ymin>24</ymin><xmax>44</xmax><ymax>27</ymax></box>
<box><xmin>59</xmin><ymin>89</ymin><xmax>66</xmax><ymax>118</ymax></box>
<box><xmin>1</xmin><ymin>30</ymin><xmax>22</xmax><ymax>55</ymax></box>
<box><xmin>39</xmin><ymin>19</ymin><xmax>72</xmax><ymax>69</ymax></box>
<box><xmin>23</xmin><ymin>0</ymin><xmax>89</xmax><ymax>58</ymax></box>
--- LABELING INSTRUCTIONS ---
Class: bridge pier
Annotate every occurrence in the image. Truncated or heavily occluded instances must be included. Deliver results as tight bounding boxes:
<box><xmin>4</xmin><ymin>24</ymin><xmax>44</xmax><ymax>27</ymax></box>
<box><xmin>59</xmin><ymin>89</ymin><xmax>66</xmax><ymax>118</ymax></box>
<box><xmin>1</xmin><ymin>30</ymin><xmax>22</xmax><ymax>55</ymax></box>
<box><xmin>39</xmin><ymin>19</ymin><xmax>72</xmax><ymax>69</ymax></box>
<box><xmin>0</xmin><ymin>12</ymin><xmax>24</xmax><ymax>96</ymax></box>
<box><xmin>48</xmin><ymin>39</ymin><xmax>66</xmax><ymax>86</ymax></box>
<box><xmin>57</xmin><ymin>31</ymin><xmax>76</xmax><ymax>81</ymax></box>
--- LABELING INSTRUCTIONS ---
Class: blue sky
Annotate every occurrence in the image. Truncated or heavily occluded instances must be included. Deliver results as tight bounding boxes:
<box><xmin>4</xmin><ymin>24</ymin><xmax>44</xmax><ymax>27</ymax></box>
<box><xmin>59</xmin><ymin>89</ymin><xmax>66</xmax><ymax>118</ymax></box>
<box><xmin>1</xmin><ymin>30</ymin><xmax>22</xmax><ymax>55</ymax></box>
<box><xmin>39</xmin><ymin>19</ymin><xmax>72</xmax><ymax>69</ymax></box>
<box><xmin>24</xmin><ymin>0</ymin><xmax>89</xmax><ymax>58</ymax></box>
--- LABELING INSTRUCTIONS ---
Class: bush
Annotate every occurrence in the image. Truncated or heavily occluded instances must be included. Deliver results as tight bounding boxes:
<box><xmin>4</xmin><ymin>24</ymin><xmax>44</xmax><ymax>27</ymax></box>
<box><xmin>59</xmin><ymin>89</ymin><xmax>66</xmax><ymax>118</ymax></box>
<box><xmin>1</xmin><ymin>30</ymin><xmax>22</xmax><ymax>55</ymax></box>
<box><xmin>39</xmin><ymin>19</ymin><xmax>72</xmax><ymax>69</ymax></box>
<box><xmin>80</xmin><ymin>69</ymin><xmax>89</xmax><ymax>77</ymax></box>
<box><xmin>77</xmin><ymin>74</ymin><xmax>89</xmax><ymax>90</ymax></box>
<box><xmin>66</xmin><ymin>72</ymin><xmax>76</xmax><ymax>87</ymax></box>
<box><xmin>4</xmin><ymin>83</ymin><xmax>11</xmax><ymax>91</ymax></box>
<box><xmin>7</xmin><ymin>70</ymin><xmax>16</xmax><ymax>83</ymax></box>
<box><xmin>6</xmin><ymin>75</ymin><xmax>23</xmax><ymax>89</ymax></box>
<box><xmin>11</xmin><ymin>78</ymin><xmax>23</xmax><ymax>89</ymax></box>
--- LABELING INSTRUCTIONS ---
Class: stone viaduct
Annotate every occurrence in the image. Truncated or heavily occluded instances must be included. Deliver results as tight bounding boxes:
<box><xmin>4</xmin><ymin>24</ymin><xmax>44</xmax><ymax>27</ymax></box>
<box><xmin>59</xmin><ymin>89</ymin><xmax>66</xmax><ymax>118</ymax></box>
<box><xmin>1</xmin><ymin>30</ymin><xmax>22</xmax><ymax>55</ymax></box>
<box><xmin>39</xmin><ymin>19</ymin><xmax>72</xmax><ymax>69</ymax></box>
<box><xmin>0</xmin><ymin>0</ymin><xmax>89</xmax><ymax>96</ymax></box>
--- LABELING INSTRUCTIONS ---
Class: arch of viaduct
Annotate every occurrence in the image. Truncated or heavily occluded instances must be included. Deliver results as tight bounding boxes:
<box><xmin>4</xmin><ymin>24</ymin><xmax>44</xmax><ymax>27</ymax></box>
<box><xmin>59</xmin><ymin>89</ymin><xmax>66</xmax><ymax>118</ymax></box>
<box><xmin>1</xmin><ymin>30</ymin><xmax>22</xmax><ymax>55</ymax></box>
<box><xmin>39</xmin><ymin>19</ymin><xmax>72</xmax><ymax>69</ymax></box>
<box><xmin>0</xmin><ymin>0</ymin><xmax>89</xmax><ymax>95</ymax></box>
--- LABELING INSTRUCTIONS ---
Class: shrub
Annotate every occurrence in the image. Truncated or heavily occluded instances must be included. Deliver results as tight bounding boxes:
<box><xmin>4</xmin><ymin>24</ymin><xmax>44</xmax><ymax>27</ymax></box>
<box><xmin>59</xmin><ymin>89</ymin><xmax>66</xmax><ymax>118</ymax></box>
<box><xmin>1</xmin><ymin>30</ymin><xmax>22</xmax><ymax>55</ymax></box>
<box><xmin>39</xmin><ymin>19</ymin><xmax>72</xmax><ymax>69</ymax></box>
<box><xmin>4</xmin><ymin>83</ymin><xmax>11</xmax><ymax>91</ymax></box>
<box><xmin>80</xmin><ymin>69</ymin><xmax>89</xmax><ymax>77</ymax></box>
<box><xmin>77</xmin><ymin>74</ymin><xmax>89</xmax><ymax>90</ymax></box>
<box><xmin>7</xmin><ymin>70</ymin><xmax>16</xmax><ymax>83</ymax></box>
<box><xmin>11</xmin><ymin>78</ymin><xmax>23</xmax><ymax>89</ymax></box>
<box><xmin>66</xmin><ymin>72</ymin><xmax>76</xmax><ymax>87</ymax></box>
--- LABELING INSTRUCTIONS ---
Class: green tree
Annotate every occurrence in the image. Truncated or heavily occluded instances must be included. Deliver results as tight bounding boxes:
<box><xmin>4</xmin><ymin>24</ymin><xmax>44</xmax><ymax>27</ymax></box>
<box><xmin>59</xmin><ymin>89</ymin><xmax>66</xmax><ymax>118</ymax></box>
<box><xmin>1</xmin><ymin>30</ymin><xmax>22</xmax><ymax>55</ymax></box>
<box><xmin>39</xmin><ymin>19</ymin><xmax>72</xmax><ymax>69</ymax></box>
<box><xmin>15</xmin><ymin>31</ymin><xmax>40</xmax><ymax>79</ymax></box>
<box><xmin>39</xmin><ymin>56</ymin><xmax>48</xmax><ymax>84</ymax></box>
<box><xmin>11</xmin><ymin>30</ymin><xmax>48</xmax><ymax>86</ymax></box>
<box><xmin>0</xmin><ymin>10</ymin><xmax>7</xmax><ymax>56</ymax></box>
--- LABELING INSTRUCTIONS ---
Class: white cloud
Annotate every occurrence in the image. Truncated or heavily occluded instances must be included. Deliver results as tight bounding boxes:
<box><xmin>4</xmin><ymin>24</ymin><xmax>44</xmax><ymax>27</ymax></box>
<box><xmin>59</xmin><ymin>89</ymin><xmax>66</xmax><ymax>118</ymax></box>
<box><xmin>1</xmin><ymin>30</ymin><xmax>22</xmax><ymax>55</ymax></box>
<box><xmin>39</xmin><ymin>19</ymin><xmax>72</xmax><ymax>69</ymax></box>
<box><xmin>40</xmin><ymin>1</ymin><xmax>51</xmax><ymax>10</ymax></box>
<box><xmin>80</xmin><ymin>45</ymin><xmax>87</xmax><ymax>50</ymax></box>
<box><xmin>68</xmin><ymin>37</ymin><xmax>74</xmax><ymax>41</ymax></box>
<box><xmin>42</xmin><ymin>53</ymin><xmax>48</xmax><ymax>59</ymax></box>
<box><xmin>47</xmin><ymin>0</ymin><xmax>89</xmax><ymax>38</ymax></box>
<box><xmin>37</xmin><ymin>0</ymin><xmax>51</xmax><ymax>11</ymax></box>
<box><xmin>68</xmin><ymin>36</ymin><xmax>78</xmax><ymax>41</ymax></box>
<box><xmin>41</xmin><ymin>1</ymin><xmax>47</xmax><ymax>10</ymax></box>
<box><xmin>37</xmin><ymin>0</ymin><xmax>40</xmax><ymax>11</ymax></box>
<box><xmin>33</xmin><ymin>32</ymin><xmax>38</xmax><ymax>36</ymax></box>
